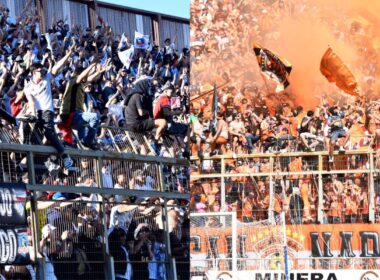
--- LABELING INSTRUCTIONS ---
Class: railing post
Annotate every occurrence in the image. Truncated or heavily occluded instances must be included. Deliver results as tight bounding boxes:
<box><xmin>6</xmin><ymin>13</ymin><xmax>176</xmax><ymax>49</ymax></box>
<box><xmin>369</xmin><ymin>151</ymin><xmax>375</xmax><ymax>222</ymax></box>
<box><xmin>231</xmin><ymin>211</ymin><xmax>237</xmax><ymax>278</ymax></box>
<box><xmin>269</xmin><ymin>173</ymin><xmax>274</xmax><ymax>221</ymax></box>
<box><xmin>318</xmin><ymin>154</ymin><xmax>324</xmax><ymax>223</ymax></box>
<box><xmin>95</xmin><ymin>156</ymin><xmax>113</xmax><ymax>279</ymax></box>
<box><xmin>158</xmin><ymin>162</ymin><xmax>165</xmax><ymax>192</ymax></box>
<box><xmin>162</xmin><ymin>198</ymin><xmax>176</xmax><ymax>280</ymax></box>
<box><xmin>221</xmin><ymin>157</ymin><xmax>226</xmax><ymax>212</ymax></box>
<box><xmin>27</xmin><ymin>151</ymin><xmax>43</xmax><ymax>279</ymax></box>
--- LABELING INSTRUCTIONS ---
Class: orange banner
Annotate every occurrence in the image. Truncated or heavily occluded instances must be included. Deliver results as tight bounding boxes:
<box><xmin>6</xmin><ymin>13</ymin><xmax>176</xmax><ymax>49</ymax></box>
<box><xmin>191</xmin><ymin>223</ymin><xmax>380</xmax><ymax>257</ymax></box>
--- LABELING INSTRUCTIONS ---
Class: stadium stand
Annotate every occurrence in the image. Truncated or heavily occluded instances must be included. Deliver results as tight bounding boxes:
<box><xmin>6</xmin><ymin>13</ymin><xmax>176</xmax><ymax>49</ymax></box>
<box><xmin>0</xmin><ymin>2</ymin><xmax>190</xmax><ymax>280</ymax></box>
<box><xmin>190</xmin><ymin>0</ymin><xmax>380</xmax><ymax>278</ymax></box>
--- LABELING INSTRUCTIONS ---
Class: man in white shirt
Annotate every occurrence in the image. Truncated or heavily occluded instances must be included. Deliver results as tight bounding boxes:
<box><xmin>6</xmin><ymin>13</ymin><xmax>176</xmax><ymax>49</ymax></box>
<box><xmin>24</xmin><ymin>43</ymin><xmax>76</xmax><ymax>169</ymax></box>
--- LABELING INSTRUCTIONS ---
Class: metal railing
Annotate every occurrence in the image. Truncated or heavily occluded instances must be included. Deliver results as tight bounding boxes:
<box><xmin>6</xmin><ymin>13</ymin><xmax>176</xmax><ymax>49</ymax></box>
<box><xmin>190</xmin><ymin>149</ymin><xmax>378</xmax><ymax>223</ymax></box>
<box><xmin>1</xmin><ymin>122</ymin><xmax>186</xmax><ymax>158</ymax></box>
<box><xmin>0</xmin><ymin>125</ymin><xmax>190</xmax><ymax>279</ymax></box>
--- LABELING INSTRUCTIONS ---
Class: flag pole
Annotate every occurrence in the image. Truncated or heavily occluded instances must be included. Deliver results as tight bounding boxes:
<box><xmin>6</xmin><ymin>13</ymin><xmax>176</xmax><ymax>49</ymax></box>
<box><xmin>260</xmin><ymin>73</ymin><xmax>272</xmax><ymax>97</ymax></box>
<box><xmin>282</xmin><ymin>211</ymin><xmax>289</xmax><ymax>280</ymax></box>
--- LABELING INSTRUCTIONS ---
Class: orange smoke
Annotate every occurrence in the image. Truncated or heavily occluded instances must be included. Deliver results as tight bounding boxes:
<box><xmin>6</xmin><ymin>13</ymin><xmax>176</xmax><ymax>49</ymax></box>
<box><xmin>271</xmin><ymin>15</ymin><xmax>357</xmax><ymax>108</ymax></box>
<box><xmin>191</xmin><ymin>0</ymin><xmax>380</xmax><ymax>109</ymax></box>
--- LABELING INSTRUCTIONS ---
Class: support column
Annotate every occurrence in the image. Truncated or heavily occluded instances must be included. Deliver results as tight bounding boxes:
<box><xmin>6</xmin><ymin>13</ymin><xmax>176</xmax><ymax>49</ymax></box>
<box><xmin>369</xmin><ymin>151</ymin><xmax>375</xmax><ymax>222</ymax></box>
<box><xmin>95</xmin><ymin>156</ymin><xmax>113</xmax><ymax>279</ymax></box>
<box><xmin>231</xmin><ymin>211</ymin><xmax>237</xmax><ymax>278</ymax></box>
<box><xmin>318</xmin><ymin>155</ymin><xmax>324</xmax><ymax>223</ymax></box>
<box><xmin>269</xmin><ymin>174</ymin><xmax>274</xmax><ymax>221</ymax></box>
<box><xmin>88</xmin><ymin>0</ymin><xmax>98</xmax><ymax>30</ymax></box>
<box><xmin>27</xmin><ymin>151</ymin><xmax>43</xmax><ymax>280</ymax></box>
<box><xmin>162</xmin><ymin>198</ymin><xmax>176</xmax><ymax>280</ymax></box>
<box><xmin>35</xmin><ymin>0</ymin><xmax>45</xmax><ymax>32</ymax></box>
<box><xmin>158</xmin><ymin>163</ymin><xmax>165</xmax><ymax>192</ymax></box>
<box><xmin>152</xmin><ymin>14</ymin><xmax>162</xmax><ymax>46</ymax></box>
<box><xmin>220</xmin><ymin>157</ymin><xmax>226</xmax><ymax>212</ymax></box>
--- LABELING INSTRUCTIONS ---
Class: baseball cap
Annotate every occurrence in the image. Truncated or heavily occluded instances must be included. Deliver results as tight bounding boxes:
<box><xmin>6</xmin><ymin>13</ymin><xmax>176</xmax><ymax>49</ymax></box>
<box><xmin>42</xmin><ymin>224</ymin><xmax>57</xmax><ymax>239</ymax></box>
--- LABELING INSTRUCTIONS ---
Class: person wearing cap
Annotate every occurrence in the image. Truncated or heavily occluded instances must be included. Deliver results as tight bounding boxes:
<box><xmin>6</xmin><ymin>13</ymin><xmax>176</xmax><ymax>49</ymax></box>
<box><xmin>130</xmin><ymin>224</ymin><xmax>153</xmax><ymax>280</ymax></box>
<box><xmin>24</xmin><ymin>42</ymin><xmax>76</xmax><ymax>169</ymax></box>
<box><xmin>163</xmin><ymin>37</ymin><xmax>176</xmax><ymax>57</ymax></box>
<box><xmin>40</xmin><ymin>224</ymin><xmax>58</xmax><ymax>280</ymax></box>
<box><xmin>117</xmin><ymin>67</ymin><xmax>129</xmax><ymax>88</ymax></box>
<box><xmin>153</xmin><ymin>82</ymin><xmax>188</xmax><ymax>138</ymax></box>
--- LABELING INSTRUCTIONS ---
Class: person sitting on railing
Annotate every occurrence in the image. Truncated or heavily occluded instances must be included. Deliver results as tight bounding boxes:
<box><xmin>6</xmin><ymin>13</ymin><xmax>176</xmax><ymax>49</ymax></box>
<box><xmin>210</xmin><ymin>111</ymin><xmax>229</xmax><ymax>155</ymax></box>
<box><xmin>326</xmin><ymin>106</ymin><xmax>350</xmax><ymax>162</ymax></box>
<box><xmin>124</xmin><ymin>78</ymin><xmax>167</xmax><ymax>153</ymax></box>
<box><xmin>299</xmin><ymin>110</ymin><xmax>324</xmax><ymax>152</ymax></box>
<box><xmin>228</xmin><ymin>113</ymin><xmax>247</xmax><ymax>154</ymax></box>
<box><xmin>189</xmin><ymin>103</ymin><xmax>206</xmax><ymax>158</ymax></box>
<box><xmin>24</xmin><ymin>46</ymin><xmax>75</xmax><ymax>169</ymax></box>
<box><xmin>153</xmin><ymin>82</ymin><xmax>188</xmax><ymax>144</ymax></box>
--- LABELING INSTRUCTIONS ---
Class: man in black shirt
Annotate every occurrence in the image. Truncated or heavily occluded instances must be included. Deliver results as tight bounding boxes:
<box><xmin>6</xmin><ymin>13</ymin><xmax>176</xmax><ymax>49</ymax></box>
<box><xmin>124</xmin><ymin>79</ymin><xmax>167</xmax><ymax>142</ymax></box>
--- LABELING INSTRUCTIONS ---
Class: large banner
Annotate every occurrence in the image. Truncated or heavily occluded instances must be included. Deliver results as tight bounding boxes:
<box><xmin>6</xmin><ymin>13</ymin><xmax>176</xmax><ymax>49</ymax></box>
<box><xmin>191</xmin><ymin>223</ymin><xmax>380</xmax><ymax>266</ymax></box>
<box><xmin>0</xmin><ymin>183</ymin><xmax>27</xmax><ymax>225</ymax></box>
<box><xmin>0</xmin><ymin>183</ymin><xmax>30</xmax><ymax>265</ymax></box>
<box><xmin>205</xmin><ymin>270</ymin><xmax>380</xmax><ymax>280</ymax></box>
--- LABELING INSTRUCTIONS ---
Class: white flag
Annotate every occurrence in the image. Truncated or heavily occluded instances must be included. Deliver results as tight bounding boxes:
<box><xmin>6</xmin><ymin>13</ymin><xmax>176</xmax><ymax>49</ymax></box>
<box><xmin>118</xmin><ymin>45</ymin><xmax>134</xmax><ymax>69</ymax></box>
<box><xmin>118</xmin><ymin>33</ymin><xmax>128</xmax><ymax>50</ymax></box>
<box><xmin>134</xmin><ymin>31</ymin><xmax>150</xmax><ymax>49</ymax></box>
<box><xmin>45</xmin><ymin>33</ymin><xmax>53</xmax><ymax>52</ymax></box>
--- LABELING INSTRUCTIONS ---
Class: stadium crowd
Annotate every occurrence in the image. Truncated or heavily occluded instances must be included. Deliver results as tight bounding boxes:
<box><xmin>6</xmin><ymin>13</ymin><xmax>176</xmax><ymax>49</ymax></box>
<box><xmin>189</xmin><ymin>0</ymin><xmax>380</xmax><ymax>226</ymax></box>
<box><xmin>190</xmin><ymin>0</ymin><xmax>380</xmax><ymax>159</ymax></box>
<box><xmin>0</xmin><ymin>4</ymin><xmax>190</xmax><ymax>280</ymax></box>
<box><xmin>0</xmin><ymin>6</ymin><xmax>190</xmax><ymax>165</ymax></box>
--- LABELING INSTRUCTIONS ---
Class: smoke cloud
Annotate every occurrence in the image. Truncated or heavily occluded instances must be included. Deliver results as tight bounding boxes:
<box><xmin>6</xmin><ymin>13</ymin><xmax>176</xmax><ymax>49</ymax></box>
<box><xmin>191</xmin><ymin>0</ymin><xmax>380</xmax><ymax>109</ymax></box>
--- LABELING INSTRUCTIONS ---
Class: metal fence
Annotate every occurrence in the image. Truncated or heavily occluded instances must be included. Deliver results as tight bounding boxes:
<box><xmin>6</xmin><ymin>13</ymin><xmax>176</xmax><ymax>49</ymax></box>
<box><xmin>0</xmin><ymin>136</ymin><xmax>189</xmax><ymax>279</ymax></box>
<box><xmin>29</xmin><ymin>200</ymin><xmax>189</xmax><ymax>280</ymax></box>
<box><xmin>190</xmin><ymin>149</ymin><xmax>378</xmax><ymax>223</ymax></box>
<box><xmin>0</xmin><ymin>120</ymin><xmax>186</xmax><ymax>158</ymax></box>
